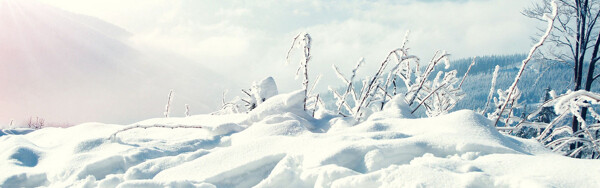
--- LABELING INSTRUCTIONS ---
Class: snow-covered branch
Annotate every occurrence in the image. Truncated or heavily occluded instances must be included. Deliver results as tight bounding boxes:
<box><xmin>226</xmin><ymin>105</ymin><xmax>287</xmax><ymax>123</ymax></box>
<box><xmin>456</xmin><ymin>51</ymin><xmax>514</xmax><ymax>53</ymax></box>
<box><xmin>481</xmin><ymin>65</ymin><xmax>500</xmax><ymax>115</ymax></box>
<box><xmin>493</xmin><ymin>0</ymin><xmax>558</xmax><ymax>127</ymax></box>
<box><xmin>108</xmin><ymin>124</ymin><xmax>204</xmax><ymax>141</ymax></box>
<box><xmin>329</xmin><ymin>33</ymin><xmax>465</xmax><ymax>121</ymax></box>
<box><xmin>164</xmin><ymin>89</ymin><xmax>174</xmax><ymax>118</ymax></box>
<box><xmin>286</xmin><ymin>32</ymin><xmax>312</xmax><ymax>111</ymax></box>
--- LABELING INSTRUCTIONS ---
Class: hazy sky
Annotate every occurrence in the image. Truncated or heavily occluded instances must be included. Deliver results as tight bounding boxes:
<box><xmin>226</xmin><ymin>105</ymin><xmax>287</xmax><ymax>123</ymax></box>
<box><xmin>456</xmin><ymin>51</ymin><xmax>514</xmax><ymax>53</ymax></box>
<box><xmin>37</xmin><ymin>0</ymin><xmax>542</xmax><ymax>92</ymax></box>
<box><xmin>1</xmin><ymin>0</ymin><xmax>545</xmax><ymax>127</ymax></box>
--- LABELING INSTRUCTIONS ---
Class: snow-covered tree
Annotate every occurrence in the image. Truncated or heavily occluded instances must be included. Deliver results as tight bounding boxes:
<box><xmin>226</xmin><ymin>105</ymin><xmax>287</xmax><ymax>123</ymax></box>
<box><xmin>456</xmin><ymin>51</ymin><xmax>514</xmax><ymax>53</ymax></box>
<box><xmin>531</xmin><ymin>90</ymin><xmax>600</xmax><ymax>158</ymax></box>
<box><xmin>524</xmin><ymin>0</ymin><xmax>600</xmax><ymax>134</ymax></box>
<box><xmin>536</xmin><ymin>87</ymin><xmax>557</xmax><ymax>123</ymax></box>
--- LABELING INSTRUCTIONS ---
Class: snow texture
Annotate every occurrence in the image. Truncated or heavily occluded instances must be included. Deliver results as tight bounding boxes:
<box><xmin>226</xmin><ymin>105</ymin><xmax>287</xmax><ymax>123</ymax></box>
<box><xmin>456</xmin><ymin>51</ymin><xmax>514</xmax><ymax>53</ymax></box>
<box><xmin>1</xmin><ymin>91</ymin><xmax>599</xmax><ymax>187</ymax></box>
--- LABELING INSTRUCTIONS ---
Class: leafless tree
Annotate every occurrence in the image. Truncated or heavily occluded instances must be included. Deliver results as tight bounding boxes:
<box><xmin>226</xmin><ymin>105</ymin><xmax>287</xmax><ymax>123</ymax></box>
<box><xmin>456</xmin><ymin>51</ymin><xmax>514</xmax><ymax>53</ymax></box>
<box><xmin>27</xmin><ymin>116</ymin><xmax>45</xmax><ymax>129</ymax></box>
<box><xmin>524</xmin><ymin>0</ymin><xmax>600</xmax><ymax>133</ymax></box>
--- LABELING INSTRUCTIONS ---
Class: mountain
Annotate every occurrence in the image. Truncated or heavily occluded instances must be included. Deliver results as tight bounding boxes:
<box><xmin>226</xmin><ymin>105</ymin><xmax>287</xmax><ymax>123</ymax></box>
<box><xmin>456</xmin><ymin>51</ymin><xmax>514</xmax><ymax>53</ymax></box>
<box><xmin>451</xmin><ymin>55</ymin><xmax>593</xmax><ymax>115</ymax></box>
<box><xmin>0</xmin><ymin>0</ymin><xmax>236</xmax><ymax>126</ymax></box>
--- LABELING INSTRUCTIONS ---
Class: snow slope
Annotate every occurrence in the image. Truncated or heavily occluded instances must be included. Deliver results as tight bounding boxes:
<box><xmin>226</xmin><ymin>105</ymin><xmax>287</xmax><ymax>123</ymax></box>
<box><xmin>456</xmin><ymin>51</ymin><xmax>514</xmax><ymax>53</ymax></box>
<box><xmin>0</xmin><ymin>0</ymin><xmax>235</xmax><ymax>126</ymax></box>
<box><xmin>1</xmin><ymin>90</ymin><xmax>599</xmax><ymax>187</ymax></box>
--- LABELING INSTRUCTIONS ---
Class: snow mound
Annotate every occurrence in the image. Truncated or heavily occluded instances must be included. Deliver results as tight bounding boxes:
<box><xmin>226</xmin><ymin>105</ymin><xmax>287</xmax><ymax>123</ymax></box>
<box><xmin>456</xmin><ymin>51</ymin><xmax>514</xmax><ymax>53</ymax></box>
<box><xmin>0</xmin><ymin>128</ymin><xmax>34</xmax><ymax>137</ymax></box>
<box><xmin>1</xmin><ymin>91</ymin><xmax>599</xmax><ymax>187</ymax></box>
<box><xmin>244</xmin><ymin>90</ymin><xmax>313</xmax><ymax>125</ymax></box>
<box><xmin>252</xmin><ymin>77</ymin><xmax>279</xmax><ymax>105</ymax></box>
<box><xmin>367</xmin><ymin>95</ymin><xmax>415</xmax><ymax>121</ymax></box>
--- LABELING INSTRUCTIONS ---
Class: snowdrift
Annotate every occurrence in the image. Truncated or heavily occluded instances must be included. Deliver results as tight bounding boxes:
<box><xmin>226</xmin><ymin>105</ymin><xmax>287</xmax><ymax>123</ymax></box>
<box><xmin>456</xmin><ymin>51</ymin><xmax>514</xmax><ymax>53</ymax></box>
<box><xmin>1</xmin><ymin>91</ymin><xmax>599</xmax><ymax>187</ymax></box>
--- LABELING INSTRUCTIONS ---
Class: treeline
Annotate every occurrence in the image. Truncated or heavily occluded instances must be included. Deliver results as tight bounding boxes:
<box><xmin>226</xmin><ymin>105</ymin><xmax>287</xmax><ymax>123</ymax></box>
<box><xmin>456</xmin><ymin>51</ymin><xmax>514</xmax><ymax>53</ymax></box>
<box><xmin>323</xmin><ymin>54</ymin><xmax>599</xmax><ymax>116</ymax></box>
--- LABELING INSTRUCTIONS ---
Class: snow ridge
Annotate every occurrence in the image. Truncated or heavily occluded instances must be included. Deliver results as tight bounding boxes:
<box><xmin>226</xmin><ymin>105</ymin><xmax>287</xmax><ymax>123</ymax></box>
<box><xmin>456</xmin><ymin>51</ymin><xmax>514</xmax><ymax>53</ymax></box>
<box><xmin>1</xmin><ymin>91</ymin><xmax>599</xmax><ymax>187</ymax></box>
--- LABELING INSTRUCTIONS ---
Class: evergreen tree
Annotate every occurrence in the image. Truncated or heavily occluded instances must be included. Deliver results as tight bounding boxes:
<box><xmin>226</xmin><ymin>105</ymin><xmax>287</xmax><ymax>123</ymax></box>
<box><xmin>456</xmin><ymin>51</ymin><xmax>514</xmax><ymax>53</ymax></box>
<box><xmin>536</xmin><ymin>87</ymin><xmax>556</xmax><ymax>123</ymax></box>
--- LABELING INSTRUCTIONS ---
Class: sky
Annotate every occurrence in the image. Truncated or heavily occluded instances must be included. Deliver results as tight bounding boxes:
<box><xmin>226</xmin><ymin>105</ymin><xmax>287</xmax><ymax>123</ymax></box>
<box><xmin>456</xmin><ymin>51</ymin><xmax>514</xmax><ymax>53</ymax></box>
<box><xmin>37</xmin><ymin>0</ymin><xmax>542</xmax><ymax>92</ymax></box>
<box><xmin>1</xmin><ymin>0</ymin><xmax>544</xmax><ymax>126</ymax></box>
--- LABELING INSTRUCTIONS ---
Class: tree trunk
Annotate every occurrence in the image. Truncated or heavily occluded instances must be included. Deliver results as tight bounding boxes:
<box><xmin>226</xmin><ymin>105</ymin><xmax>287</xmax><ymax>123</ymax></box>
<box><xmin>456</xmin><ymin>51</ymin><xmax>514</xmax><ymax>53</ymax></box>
<box><xmin>577</xmin><ymin>32</ymin><xmax>600</xmax><ymax>140</ymax></box>
<box><xmin>571</xmin><ymin>0</ymin><xmax>589</xmax><ymax>152</ymax></box>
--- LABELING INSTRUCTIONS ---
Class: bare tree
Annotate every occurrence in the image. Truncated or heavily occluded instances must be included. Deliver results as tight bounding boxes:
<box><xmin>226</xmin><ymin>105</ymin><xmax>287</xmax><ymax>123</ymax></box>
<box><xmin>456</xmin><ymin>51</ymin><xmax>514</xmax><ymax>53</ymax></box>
<box><xmin>27</xmin><ymin>116</ymin><xmax>45</xmax><ymax>129</ymax></box>
<box><xmin>524</xmin><ymin>0</ymin><xmax>600</xmax><ymax>133</ymax></box>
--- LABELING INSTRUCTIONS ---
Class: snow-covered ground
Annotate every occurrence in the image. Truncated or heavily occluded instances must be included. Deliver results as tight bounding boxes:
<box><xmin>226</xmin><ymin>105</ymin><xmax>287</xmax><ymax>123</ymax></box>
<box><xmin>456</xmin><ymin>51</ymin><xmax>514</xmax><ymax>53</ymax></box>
<box><xmin>1</xmin><ymin>90</ymin><xmax>599</xmax><ymax>187</ymax></box>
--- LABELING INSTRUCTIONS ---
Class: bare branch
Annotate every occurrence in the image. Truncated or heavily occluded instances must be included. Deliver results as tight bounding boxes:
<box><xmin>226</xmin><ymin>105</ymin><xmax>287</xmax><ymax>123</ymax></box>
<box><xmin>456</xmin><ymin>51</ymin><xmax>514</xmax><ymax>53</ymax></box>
<box><xmin>459</xmin><ymin>57</ymin><xmax>476</xmax><ymax>88</ymax></box>
<box><xmin>109</xmin><ymin>124</ymin><xmax>204</xmax><ymax>140</ymax></box>
<box><xmin>494</xmin><ymin>1</ymin><xmax>558</xmax><ymax>127</ymax></box>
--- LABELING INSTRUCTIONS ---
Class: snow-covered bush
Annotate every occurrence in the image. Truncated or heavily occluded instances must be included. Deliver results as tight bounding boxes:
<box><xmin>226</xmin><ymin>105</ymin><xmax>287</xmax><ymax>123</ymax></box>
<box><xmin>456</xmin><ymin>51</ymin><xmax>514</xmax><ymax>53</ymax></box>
<box><xmin>515</xmin><ymin>90</ymin><xmax>600</xmax><ymax>158</ymax></box>
<box><xmin>331</xmin><ymin>32</ymin><xmax>468</xmax><ymax>121</ymax></box>
<box><xmin>488</xmin><ymin>86</ymin><xmax>524</xmax><ymax>128</ymax></box>
<box><xmin>27</xmin><ymin>117</ymin><xmax>45</xmax><ymax>130</ymax></box>
<box><xmin>213</xmin><ymin>77</ymin><xmax>279</xmax><ymax>115</ymax></box>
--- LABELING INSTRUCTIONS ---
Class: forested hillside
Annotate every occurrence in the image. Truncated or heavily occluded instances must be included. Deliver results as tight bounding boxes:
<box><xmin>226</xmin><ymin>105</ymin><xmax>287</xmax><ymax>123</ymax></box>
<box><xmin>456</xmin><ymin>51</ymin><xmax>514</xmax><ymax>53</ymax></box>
<box><xmin>324</xmin><ymin>54</ymin><xmax>596</xmax><ymax>116</ymax></box>
<box><xmin>454</xmin><ymin>55</ymin><xmax>600</xmax><ymax>115</ymax></box>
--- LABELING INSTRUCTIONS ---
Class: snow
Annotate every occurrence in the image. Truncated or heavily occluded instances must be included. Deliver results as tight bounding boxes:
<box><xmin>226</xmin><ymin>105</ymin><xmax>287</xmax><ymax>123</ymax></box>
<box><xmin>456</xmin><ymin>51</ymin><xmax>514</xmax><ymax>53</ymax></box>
<box><xmin>251</xmin><ymin>77</ymin><xmax>279</xmax><ymax>105</ymax></box>
<box><xmin>1</xmin><ymin>91</ymin><xmax>599</xmax><ymax>187</ymax></box>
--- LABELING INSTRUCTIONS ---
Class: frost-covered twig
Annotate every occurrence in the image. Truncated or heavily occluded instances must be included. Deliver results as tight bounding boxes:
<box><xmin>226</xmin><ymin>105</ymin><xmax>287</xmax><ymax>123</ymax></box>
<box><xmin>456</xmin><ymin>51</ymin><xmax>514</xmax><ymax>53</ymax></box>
<box><xmin>221</xmin><ymin>90</ymin><xmax>229</xmax><ymax>106</ymax></box>
<box><xmin>494</xmin><ymin>1</ymin><xmax>558</xmax><ymax>127</ymax></box>
<box><xmin>108</xmin><ymin>124</ymin><xmax>204</xmax><ymax>140</ymax></box>
<box><xmin>308</xmin><ymin>74</ymin><xmax>322</xmax><ymax>99</ymax></box>
<box><xmin>329</xmin><ymin>32</ymin><xmax>461</xmax><ymax>120</ymax></box>
<box><xmin>333</xmin><ymin>58</ymin><xmax>364</xmax><ymax>115</ymax></box>
<box><xmin>355</xmin><ymin>50</ymin><xmax>400</xmax><ymax>121</ymax></box>
<box><xmin>164</xmin><ymin>90</ymin><xmax>174</xmax><ymax>118</ymax></box>
<box><xmin>411</xmin><ymin>82</ymin><xmax>449</xmax><ymax>114</ymax></box>
<box><xmin>482</xmin><ymin>65</ymin><xmax>500</xmax><ymax>115</ymax></box>
<box><xmin>329</xmin><ymin>86</ymin><xmax>353</xmax><ymax>116</ymax></box>
<box><xmin>459</xmin><ymin>57</ymin><xmax>476</xmax><ymax>88</ymax></box>
<box><xmin>185</xmin><ymin>104</ymin><xmax>190</xmax><ymax>117</ymax></box>
<box><xmin>286</xmin><ymin>32</ymin><xmax>312</xmax><ymax>111</ymax></box>
<box><xmin>406</xmin><ymin>51</ymin><xmax>450</xmax><ymax>106</ymax></box>
<box><xmin>312</xmin><ymin>94</ymin><xmax>320</xmax><ymax>117</ymax></box>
